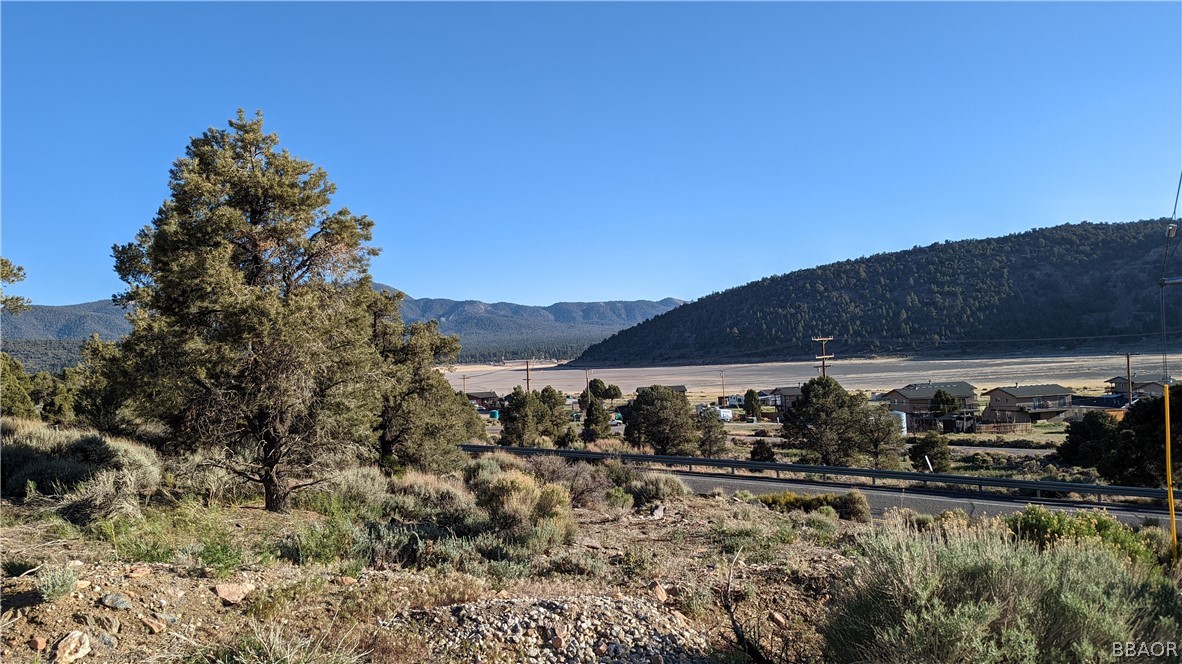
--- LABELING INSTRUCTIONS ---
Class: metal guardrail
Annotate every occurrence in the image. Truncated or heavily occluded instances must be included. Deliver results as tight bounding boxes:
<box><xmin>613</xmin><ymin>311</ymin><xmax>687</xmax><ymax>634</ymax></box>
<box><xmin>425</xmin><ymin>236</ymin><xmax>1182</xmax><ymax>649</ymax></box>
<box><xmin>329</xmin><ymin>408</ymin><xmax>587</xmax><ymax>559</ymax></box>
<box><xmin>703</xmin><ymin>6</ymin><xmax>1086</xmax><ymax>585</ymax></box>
<box><xmin>459</xmin><ymin>444</ymin><xmax>1168</xmax><ymax>502</ymax></box>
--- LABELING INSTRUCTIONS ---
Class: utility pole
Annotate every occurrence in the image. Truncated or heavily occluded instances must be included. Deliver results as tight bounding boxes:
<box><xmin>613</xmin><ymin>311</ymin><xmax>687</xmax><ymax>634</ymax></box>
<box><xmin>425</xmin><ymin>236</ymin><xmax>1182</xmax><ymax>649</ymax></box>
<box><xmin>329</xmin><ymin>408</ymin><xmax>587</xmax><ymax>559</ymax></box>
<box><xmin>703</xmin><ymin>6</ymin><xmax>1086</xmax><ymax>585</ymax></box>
<box><xmin>720</xmin><ymin>371</ymin><xmax>726</xmax><ymax>404</ymax></box>
<box><xmin>584</xmin><ymin>369</ymin><xmax>590</xmax><ymax>393</ymax></box>
<box><xmin>526</xmin><ymin>360</ymin><xmax>532</xmax><ymax>392</ymax></box>
<box><xmin>1125</xmin><ymin>353</ymin><xmax>1136</xmax><ymax>408</ymax></box>
<box><xmin>812</xmin><ymin>336</ymin><xmax>834</xmax><ymax>378</ymax></box>
<box><xmin>461</xmin><ymin>374</ymin><xmax>468</xmax><ymax>395</ymax></box>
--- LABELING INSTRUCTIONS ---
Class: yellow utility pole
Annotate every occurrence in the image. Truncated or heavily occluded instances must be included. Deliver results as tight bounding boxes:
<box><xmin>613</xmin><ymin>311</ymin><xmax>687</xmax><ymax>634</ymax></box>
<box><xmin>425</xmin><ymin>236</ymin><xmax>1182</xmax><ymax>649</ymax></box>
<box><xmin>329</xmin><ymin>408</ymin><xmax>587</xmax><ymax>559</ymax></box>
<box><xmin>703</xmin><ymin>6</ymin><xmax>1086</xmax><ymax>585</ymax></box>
<box><xmin>1167</xmin><ymin>383</ymin><xmax>1177</xmax><ymax>561</ymax></box>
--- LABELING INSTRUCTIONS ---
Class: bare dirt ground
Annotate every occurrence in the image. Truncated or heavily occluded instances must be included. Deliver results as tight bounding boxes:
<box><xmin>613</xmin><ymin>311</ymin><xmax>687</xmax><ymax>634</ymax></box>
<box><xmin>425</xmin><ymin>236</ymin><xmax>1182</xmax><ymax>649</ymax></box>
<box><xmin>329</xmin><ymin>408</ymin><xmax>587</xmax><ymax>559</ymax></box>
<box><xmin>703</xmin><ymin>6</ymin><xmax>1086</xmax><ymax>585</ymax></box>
<box><xmin>445</xmin><ymin>353</ymin><xmax>1174</xmax><ymax>397</ymax></box>
<box><xmin>0</xmin><ymin>496</ymin><xmax>849</xmax><ymax>663</ymax></box>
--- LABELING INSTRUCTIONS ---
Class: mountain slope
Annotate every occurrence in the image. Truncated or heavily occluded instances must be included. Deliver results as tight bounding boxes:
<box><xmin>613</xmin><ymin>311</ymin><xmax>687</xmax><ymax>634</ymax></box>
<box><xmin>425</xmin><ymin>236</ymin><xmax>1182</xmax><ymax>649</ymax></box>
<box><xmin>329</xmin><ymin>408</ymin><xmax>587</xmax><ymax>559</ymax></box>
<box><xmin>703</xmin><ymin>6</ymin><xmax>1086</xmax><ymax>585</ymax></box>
<box><xmin>574</xmin><ymin>219</ymin><xmax>1181</xmax><ymax>366</ymax></box>
<box><xmin>1</xmin><ymin>291</ymin><xmax>682</xmax><ymax>370</ymax></box>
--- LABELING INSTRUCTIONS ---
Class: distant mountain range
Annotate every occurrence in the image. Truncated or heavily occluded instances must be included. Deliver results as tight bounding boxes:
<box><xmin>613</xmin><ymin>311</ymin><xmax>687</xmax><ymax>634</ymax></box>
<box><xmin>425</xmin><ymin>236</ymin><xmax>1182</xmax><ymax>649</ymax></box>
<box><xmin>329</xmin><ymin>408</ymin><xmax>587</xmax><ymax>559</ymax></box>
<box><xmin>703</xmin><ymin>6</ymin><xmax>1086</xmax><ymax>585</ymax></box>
<box><xmin>0</xmin><ymin>287</ymin><xmax>683</xmax><ymax>372</ymax></box>
<box><xmin>573</xmin><ymin>219</ymin><xmax>1182</xmax><ymax>366</ymax></box>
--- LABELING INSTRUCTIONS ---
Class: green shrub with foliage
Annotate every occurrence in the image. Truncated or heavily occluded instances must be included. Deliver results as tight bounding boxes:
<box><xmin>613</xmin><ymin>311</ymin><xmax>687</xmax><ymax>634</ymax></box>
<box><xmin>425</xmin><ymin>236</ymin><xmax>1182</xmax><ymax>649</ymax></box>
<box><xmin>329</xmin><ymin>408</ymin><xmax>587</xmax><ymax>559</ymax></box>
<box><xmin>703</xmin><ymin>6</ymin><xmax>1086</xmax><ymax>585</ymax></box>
<box><xmin>823</xmin><ymin>523</ymin><xmax>1182</xmax><ymax>663</ymax></box>
<box><xmin>758</xmin><ymin>489</ymin><xmax>871</xmax><ymax>522</ymax></box>
<box><xmin>1004</xmin><ymin>505</ymin><xmax>1160</xmax><ymax>565</ymax></box>
<box><xmin>908</xmin><ymin>431</ymin><xmax>952</xmax><ymax>472</ymax></box>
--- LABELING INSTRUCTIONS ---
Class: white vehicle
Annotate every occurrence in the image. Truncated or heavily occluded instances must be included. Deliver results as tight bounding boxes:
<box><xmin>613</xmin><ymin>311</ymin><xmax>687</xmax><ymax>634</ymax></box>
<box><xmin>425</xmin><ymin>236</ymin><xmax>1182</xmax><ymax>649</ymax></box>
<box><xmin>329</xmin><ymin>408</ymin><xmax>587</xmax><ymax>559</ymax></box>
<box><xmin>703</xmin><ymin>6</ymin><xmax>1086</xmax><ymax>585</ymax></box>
<box><xmin>708</xmin><ymin>407</ymin><xmax>734</xmax><ymax>422</ymax></box>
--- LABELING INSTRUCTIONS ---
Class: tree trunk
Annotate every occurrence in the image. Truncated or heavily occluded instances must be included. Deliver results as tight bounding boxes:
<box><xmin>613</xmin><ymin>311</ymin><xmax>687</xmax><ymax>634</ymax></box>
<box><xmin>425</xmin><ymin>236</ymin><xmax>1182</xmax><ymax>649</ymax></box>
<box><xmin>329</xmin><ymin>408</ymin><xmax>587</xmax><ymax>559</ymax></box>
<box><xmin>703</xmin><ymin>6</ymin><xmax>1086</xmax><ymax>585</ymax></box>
<box><xmin>262</xmin><ymin>473</ymin><xmax>290</xmax><ymax>513</ymax></box>
<box><xmin>260</xmin><ymin>433</ymin><xmax>290</xmax><ymax>513</ymax></box>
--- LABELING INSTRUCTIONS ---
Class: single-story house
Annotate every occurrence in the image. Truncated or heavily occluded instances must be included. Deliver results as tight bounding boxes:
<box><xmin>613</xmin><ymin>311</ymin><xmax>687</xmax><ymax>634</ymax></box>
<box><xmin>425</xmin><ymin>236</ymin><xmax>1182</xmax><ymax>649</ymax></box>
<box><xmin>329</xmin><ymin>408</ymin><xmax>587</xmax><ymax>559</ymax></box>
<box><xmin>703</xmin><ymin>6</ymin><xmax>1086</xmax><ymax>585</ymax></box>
<box><xmin>770</xmin><ymin>386</ymin><xmax>804</xmax><ymax>410</ymax></box>
<box><xmin>635</xmin><ymin>385</ymin><xmax>688</xmax><ymax>396</ymax></box>
<box><xmin>466</xmin><ymin>391</ymin><xmax>501</xmax><ymax>410</ymax></box>
<box><xmin>982</xmin><ymin>384</ymin><xmax>1074</xmax><ymax>423</ymax></box>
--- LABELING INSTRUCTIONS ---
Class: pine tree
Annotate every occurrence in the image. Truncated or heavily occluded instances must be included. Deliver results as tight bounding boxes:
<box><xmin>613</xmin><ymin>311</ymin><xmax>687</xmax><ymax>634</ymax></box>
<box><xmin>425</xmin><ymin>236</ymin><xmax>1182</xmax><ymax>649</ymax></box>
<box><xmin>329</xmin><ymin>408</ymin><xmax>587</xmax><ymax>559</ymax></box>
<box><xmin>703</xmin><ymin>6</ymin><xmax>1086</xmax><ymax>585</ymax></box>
<box><xmin>581</xmin><ymin>389</ymin><xmax>611</xmax><ymax>442</ymax></box>
<box><xmin>698</xmin><ymin>411</ymin><xmax>728</xmax><ymax>458</ymax></box>
<box><xmin>112</xmin><ymin>110</ymin><xmax>383</xmax><ymax>513</ymax></box>
<box><xmin>625</xmin><ymin>385</ymin><xmax>697</xmax><ymax>456</ymax></box>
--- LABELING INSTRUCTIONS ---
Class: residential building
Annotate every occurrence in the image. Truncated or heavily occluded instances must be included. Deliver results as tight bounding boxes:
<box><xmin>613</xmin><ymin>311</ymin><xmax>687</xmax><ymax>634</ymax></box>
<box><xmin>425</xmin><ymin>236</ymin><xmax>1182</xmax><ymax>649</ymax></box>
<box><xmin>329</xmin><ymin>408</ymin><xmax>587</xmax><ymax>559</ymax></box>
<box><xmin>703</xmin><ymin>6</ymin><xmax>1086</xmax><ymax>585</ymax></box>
<box><xmin>982</xmin><ymin>384</ymin><xmax>1074</xmax><ymax>423</ymax></box>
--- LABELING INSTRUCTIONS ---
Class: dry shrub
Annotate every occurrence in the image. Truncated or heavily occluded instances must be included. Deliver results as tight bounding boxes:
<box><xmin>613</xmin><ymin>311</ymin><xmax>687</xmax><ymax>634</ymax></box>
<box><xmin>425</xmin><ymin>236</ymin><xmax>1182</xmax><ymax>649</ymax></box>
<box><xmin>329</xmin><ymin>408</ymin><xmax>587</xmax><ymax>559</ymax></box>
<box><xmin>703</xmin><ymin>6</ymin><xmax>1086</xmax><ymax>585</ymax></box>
<box><xmin>406</xmin><ymin>570</ymin><xmax>486</xmax><ymax>608</ymax></box>
<box><xmin>469</xmin><ymin>469</ymin><xmax>576</xmax><ymax>550</ymax></box>
<box><xmin>57</xmin><ymin>468</ymin><xmax>146</xmax><ymax>523</ymax></box>
<box><xmin>168</xmin><ymin>451</ymin><xmax>260</xmax><ymax>505</ymax></box>
<box><xmin>388</xmin><ymin>471</ymin><xmax>486</xmax><ymax>533</ymax></box>
<box><xmin>1</xmin><ymin>423</ymin><xmax>162</xmax><ymax>511</ymax></box>
<box><xmin>528</xmin><ymin>456</ymin><xmax>611</xmax><ymax>507</ymax></box>
<box><xmin>627</xmin><ymin>473</ymin><xmax>690</xmax><ymax>505</ymax></box>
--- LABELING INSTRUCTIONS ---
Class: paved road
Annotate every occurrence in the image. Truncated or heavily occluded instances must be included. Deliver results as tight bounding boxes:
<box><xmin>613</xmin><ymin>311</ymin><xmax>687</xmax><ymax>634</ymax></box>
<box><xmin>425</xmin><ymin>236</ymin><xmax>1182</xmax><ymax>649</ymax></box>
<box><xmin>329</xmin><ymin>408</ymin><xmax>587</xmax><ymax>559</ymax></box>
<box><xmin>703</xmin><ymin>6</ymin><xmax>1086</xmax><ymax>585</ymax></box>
<box><xmin>673</xmin><ymin>471</ymin><xmax>1171</xmax><ymax>526</ymax></box>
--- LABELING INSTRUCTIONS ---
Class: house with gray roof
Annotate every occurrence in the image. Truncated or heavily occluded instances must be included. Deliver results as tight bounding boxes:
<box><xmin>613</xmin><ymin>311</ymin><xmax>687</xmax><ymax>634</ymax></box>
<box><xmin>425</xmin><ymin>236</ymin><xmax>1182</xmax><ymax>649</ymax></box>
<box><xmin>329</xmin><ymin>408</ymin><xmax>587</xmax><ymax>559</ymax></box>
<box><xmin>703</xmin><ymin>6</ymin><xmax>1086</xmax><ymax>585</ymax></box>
<box><xmin>880</xmin><ymin>380</ymin><xmax>978</xmax><ymax>430</ymax></box>
<box><xmin>982</xmin><ymin>384</ymin><xmax>1074</xmax><ymax>423</ymax></box>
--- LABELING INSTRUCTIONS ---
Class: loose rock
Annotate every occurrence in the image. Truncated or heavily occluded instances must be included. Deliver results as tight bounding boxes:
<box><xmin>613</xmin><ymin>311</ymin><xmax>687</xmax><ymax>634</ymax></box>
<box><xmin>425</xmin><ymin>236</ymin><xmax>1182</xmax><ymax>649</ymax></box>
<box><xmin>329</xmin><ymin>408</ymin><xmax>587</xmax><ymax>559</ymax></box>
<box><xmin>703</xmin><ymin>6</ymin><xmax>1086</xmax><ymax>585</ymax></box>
<box><xmin>214</xmin><ymin>582</ymin><xmax>256</xmax><ymax>605</ymax></box>
<box><xmin>99</xmin><ymin>594</ymin><xmax>132</xmax><ymax>611</ymax></box>
<box><xmin>141</xmin><ymin>616</ymin><xmax>167</xmax><ymax>634</ymax></box>
<box><xmin>52</xmin><ymin>631</ymin><xmax>90</xmax><ymax>663</ymax></box>
<box><xmin>28</xmin><ymin>636</ymin><xmax>46</xmax><ymax>652</ymax></box>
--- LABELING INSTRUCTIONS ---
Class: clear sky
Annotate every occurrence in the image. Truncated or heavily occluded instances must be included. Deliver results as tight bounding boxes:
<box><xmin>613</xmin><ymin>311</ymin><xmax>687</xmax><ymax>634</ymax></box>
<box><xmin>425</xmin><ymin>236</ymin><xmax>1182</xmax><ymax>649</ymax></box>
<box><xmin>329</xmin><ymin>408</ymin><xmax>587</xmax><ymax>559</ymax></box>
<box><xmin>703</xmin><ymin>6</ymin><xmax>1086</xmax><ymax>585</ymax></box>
<box><xmin>3</xmin><ymin>1</ymin><xmax>1179</xmax><ymax>307</ymax></box>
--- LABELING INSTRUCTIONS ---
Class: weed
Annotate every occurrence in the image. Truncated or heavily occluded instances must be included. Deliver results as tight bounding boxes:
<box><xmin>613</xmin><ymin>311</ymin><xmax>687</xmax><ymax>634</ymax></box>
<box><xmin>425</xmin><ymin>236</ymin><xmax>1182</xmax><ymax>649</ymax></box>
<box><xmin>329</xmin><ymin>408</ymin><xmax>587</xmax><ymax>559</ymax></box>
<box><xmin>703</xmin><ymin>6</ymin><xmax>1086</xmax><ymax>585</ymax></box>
<box><xmin>35</xmin><ymin>565</ymin><xmax>77</xmax><ymax>603</ymax></box>
<box><xmin>245</xmin><ymin>576</ymin><xmax>328</xmax><ymax>622</ymax></box>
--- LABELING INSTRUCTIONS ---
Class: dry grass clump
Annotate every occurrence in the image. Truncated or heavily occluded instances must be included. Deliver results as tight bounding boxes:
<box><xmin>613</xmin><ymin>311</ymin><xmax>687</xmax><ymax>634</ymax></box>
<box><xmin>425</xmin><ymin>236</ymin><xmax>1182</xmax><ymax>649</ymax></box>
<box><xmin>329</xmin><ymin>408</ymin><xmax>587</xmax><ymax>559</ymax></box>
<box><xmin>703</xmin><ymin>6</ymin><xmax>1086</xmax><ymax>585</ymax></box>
<box><xmin>166</xmin><ymin>450</ymin><xmax>260</xmax><ymax>506</ymax></box>
<box><xmin>191</xmin><ymin>621</ymin><xmax>365</xmax><ymax>664</ymax></box>
<box><xmin>2</xmin><ymin>420</ymin><xmax>162</xmax><ymax>523</ymax></box>
<box><xmin>528</xmin><ymin>456</ymin><xmax>611</xmax><ymax>508</ymax></box>
<box><xmin>627</xmin><ymin>473</ymin><xmax>690</xmax><ymax>506</ymax></box>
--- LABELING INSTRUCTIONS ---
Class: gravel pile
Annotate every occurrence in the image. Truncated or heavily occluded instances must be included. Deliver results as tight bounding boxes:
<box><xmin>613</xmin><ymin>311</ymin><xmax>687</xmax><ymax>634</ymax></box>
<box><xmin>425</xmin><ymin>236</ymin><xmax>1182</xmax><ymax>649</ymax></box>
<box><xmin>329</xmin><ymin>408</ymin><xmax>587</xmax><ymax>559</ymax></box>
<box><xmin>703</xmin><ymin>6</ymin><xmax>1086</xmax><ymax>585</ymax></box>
<box><xmin>382</xmin><ymin>595</ymin><xmax>712</xmax><ymax>663</ymax></box>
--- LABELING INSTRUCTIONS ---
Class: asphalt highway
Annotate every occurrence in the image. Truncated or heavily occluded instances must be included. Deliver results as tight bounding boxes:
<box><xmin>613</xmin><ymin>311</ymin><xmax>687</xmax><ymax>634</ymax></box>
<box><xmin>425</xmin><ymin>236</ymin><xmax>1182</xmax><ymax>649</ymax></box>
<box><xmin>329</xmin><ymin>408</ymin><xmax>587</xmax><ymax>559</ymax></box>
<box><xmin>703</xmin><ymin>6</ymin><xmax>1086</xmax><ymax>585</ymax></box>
<box><xmin>673</xmin><ymin>470</ymin><xmax>1171</xmax><ymax>526</ymax></box>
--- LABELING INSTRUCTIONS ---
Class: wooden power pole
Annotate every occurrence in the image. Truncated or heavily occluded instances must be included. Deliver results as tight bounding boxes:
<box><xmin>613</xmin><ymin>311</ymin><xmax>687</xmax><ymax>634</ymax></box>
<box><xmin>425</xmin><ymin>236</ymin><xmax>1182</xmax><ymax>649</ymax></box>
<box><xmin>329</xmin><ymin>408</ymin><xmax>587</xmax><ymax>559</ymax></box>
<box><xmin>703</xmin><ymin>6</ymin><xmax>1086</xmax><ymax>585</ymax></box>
<box><xmin>1125</xmin><ymin>353</ymin><xmax>1136</xmax><ymax>408</ymax></box>
<box><xmin>525</xmin><ymin>360</ymin><xmax>531</xmax><ymax>392</ymax></box>
<box><xmin>461</xmin><ymin>374</ymin><xmax>468</xmax><ymax>395</ymax></box>
<box><xmin>812</xmin><ymin>336</ymin><xmax>834</xmax><ymax>377</ymax></box>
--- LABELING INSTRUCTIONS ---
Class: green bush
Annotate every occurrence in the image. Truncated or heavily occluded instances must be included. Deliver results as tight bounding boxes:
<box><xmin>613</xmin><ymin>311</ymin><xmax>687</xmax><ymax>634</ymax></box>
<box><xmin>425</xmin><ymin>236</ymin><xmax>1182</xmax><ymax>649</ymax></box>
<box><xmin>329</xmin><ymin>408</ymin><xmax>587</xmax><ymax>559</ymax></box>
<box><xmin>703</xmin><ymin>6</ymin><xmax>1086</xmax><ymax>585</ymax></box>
<box><xmin>278</xmin><ymin>510</ymin><xmax>366</xmax><ymax>566</ymax></box>
<box><xmin>758</xmin><ymin>489</ymin><xmax>871</xmax><ymax>522</ymax></box>
<box><xmin>750</xmin><ymin>439</ymin><xmax>777</xmax><ymax>462</ymax></box>
<box><xmin>824</xmin><ymin>523</ymin><xmax>1182</xmax><ymax>663</ymax></box>
<box><xmin>908</xmin><ymin>431</ymin><xmax>952</xmax><ymax>472</ymax></box>
<box><xmin>2</xmin><ymin>559</ymin><xmax>37</xmax><ymax>577</ymax></box>
<box><xmin>602</xmin><ymin>459</ymin><xmax>641</xmax><ymax>488</ymax></box>
<box><xmin>605</xmin><ymin>486</ymin><xmax>634</xmax><ymax>510</ymax></box>
<box><xmin>1004</xmin><ymin>505</ymin><xmax>1158</xmax><ymax>565</ymax></box>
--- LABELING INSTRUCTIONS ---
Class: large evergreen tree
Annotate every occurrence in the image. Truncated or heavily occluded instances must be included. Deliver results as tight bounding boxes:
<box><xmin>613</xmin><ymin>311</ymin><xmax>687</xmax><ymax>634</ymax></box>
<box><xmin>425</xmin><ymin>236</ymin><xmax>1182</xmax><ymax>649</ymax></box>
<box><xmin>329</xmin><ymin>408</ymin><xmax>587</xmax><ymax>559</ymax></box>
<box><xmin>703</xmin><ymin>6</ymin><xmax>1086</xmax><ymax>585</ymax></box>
<box><xmin>371</xmin><ymin>295</ymin><xmax>484</xmax><ymax>473</ymax></box>
<box><xmin>113</xmin><ymin>111</ymin><xmax>383</xmax><ymax>512</ymax></box>
<box><xmin>697</xmin><ymin>410</ymin><xmax>728</xmax><ymax>458</ymax></box>
<box><xmin>0</xmin><ymin>257</ymin><xmax>30</xmax><ymax>315</ymax></box>
<box><xmin>1</xmin><ymin>353</ymin><xmax>37</xmax><ymax>419</ymax></box>
<box><xmin>624</xmin><ymin>385</ymin><xmax>697</xmax><ymax>456</ymax></box>
<box><xmin>781</xmin><ymin>376</ymin><xmax>861</xmax><ymax>466</ymax></box>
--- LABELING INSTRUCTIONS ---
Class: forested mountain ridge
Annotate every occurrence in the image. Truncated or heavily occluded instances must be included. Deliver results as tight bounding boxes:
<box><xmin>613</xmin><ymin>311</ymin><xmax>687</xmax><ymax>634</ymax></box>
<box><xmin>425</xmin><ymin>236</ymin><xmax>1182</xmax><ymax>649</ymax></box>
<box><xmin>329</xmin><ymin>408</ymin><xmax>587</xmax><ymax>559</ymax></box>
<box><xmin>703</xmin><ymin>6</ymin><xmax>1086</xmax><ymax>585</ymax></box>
<box><xmin>1</xmin><ymin>290</ymin><xmax>683</xmax><ymax>371</ymax></box>
<box><xmin>574</xmin><ymin>219</ymin><xmax>1181</xmax><ymax>366</ymax></box>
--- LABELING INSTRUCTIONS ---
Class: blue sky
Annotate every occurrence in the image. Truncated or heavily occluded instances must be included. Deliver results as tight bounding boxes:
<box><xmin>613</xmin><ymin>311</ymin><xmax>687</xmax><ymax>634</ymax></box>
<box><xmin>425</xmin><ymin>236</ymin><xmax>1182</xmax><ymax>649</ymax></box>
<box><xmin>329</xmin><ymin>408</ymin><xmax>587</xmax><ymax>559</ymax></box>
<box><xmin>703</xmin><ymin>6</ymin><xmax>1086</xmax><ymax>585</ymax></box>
<box><xmin>3</xmin><ymin>1</ymin><xmax>1179</xmax><ymax>306</ymax></box>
